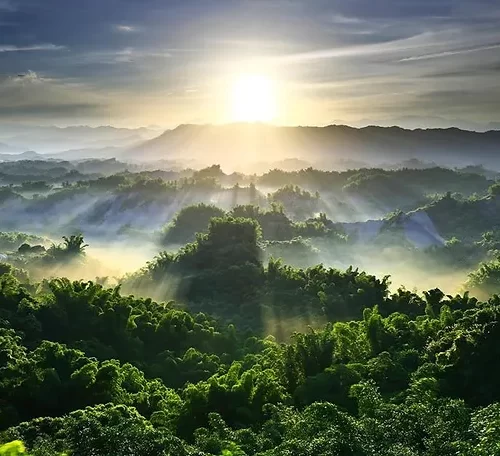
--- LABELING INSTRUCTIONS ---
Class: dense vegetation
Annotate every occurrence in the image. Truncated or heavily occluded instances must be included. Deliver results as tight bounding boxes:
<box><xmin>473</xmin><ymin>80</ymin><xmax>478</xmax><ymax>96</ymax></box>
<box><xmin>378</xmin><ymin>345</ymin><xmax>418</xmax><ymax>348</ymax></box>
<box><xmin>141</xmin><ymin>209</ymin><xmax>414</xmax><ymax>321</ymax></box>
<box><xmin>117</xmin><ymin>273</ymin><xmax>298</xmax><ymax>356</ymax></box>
<box><xmin>2</xmin><ymin>252</ymin><xmax>500</xmax><ymax>454</ymax></box>
<box><xmin>125</xmin><ymin>216</ymin><xmax>387</xmax><ymax>333</ymax></box>
<box><xmin>0</xmin><ymin>161</ymin><xmax>494</xmax><ymax>237</ymax></box>
<box><xmin>2</xmin><ymin>158</ymin><xmax>500</xmax><ymax>454</ymax></box>
<box><xmin>0</xmin><ymin>233</ymin><xmax>47</xmax><ymax>253</ymax></box>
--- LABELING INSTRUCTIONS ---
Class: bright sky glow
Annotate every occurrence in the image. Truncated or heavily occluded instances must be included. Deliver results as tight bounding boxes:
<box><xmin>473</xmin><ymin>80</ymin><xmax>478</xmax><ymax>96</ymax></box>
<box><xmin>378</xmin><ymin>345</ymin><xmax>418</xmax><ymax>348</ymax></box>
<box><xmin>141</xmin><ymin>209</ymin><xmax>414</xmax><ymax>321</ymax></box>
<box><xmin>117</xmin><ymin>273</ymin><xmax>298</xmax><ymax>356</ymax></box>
<box><xmin>0</xmin><ymin>0</ymin><xmax>499</xmax><ymax>129</ymax></box>
<box><xmin>230</xmin><ymin>74</ymin><xmax>277</xmax><ymax>123</ymax></box>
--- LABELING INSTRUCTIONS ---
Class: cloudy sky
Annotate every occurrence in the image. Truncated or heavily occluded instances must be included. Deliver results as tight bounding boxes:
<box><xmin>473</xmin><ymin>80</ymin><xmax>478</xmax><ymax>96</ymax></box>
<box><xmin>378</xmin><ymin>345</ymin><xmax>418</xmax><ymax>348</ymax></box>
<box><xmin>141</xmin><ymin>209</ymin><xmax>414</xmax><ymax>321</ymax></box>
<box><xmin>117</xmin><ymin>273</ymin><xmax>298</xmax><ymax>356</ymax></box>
<box><xmin>0</xmin><ymin>0</ymin><xmax>499</xmax><ymax>128</ymax></box>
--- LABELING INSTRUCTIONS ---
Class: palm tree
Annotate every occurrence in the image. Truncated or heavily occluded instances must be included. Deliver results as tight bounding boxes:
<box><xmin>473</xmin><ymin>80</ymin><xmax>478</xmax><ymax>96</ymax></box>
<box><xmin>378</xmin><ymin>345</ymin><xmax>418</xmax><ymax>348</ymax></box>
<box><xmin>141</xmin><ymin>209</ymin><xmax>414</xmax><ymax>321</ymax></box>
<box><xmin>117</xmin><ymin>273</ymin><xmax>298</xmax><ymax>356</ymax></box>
<box><xmin>62</xmin><ymin>234</ymin><xmax>88</xmax><ymax>255</ymax></box>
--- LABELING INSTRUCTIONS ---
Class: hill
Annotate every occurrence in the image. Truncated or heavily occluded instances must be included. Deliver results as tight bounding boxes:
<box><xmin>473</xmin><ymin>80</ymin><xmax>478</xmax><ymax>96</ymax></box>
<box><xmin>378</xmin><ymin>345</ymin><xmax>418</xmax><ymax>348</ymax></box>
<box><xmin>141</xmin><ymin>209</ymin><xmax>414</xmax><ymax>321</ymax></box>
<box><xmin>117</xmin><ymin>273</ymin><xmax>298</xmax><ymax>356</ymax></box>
<box><xmin>0</xmin><ymin>125</ymin><xmax>159</xmax><ymax>154</ymax></box>
<box><xmin>0</xmin><ymin>142</ymin><xmax>23</xmax><ymax>155</ymax></box>
<box><xmin>0</xmin><ymin>151</ymin><xmax>45</xmax><ymax>162</ymax></box>
<box><xmin>124</xmin><ymin>123</ymin><xmax>500</xmax><ymax>169</ymax></box>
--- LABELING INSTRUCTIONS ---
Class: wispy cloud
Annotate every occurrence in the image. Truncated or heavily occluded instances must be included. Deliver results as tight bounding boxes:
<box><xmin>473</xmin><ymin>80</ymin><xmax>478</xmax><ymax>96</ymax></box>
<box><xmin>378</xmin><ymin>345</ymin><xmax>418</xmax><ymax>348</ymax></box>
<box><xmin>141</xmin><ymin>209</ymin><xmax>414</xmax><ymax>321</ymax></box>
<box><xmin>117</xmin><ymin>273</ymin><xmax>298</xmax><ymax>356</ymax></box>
<box><xmin>277</xmin><ymin>31</ymin><xmax>444</xmax><ymax>62</ymax></box>
<box><xmin>331</xmin><ymin>14</ymin><xmax>365</xmax><ymax>25</ymax></box>
<box><xmin>0</xmin><ymin>0</ymin><xmax>16</xmax><ymax>12</ymax></box>
<box><xmin>79</xmin><ymin>47</ymin><xmax>172</xmax><ymax>65</ymax></box>
<box><xmin>274</xmin><ymin>26</ymin><xmax>500</xmax><ymax>67</ymax></box>
<box><xmin>399</xmin><ymin>42</ymin><xmax>500</xmax><ymax>61</ymax></box>
<box><xmin>0</xmin><ymin>43</ymin><xmax>66</xmax><ymax>52</ymax></box>
<box><xmin>114</xmin><ymin>24</ymin><xmax>139</xmax><ymax>33</ymax></box>
<box><xmin>113</xmin><ymin>48</ymin><xmax>134</xmax><ymax>63</ymax></box>
<box><xmin>0</xmin><ymin>0</ymin><xmax>498</xmax><ymax>126</ymax></box>
<box><xmin>11</xmin><ymin>70</ymin><xmax>49</xmax><ymax>83</ymax></box>
<box><xmin>0</xmin><ymin>70</ymin><xmax>107</xmax><ymax>121</ymax></box>
<box><xmin>0</xmin><ymin>103</ymin><xmax>103</xmax><ymax>117</ymax></box>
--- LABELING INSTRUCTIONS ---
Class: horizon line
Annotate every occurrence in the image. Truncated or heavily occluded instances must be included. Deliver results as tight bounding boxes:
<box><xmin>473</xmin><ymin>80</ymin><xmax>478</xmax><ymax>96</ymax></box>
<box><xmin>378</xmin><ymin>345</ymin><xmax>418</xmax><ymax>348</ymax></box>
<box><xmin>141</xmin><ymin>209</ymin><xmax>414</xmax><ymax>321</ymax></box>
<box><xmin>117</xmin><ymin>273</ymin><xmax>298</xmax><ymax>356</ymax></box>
<box><xmin>2</xmin><ymin>121</ymin><xmax>499</xmax><ymax>134</ymax></box>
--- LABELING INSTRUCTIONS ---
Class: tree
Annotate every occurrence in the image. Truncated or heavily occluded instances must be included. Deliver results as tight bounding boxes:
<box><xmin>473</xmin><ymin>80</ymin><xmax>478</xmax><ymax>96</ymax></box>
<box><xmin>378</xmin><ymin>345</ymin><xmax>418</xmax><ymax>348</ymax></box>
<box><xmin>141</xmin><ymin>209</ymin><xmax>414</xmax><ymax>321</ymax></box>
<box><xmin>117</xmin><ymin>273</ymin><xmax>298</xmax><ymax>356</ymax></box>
<box><xmin>61</xmin><ymin>235</ymin><xmax>88</xmax><ymax>255</ymax></box>
<box><xmin>465</xmin><ymin>256</ymin><xmax>500</xmax><ymax>298</ymax></box>
<box><xmin>0</xmin><ymin>441</ymin><xmax>27</xmax><ymax>456</ymax></box>
<box><xmin>488</xmin><ymin>182</ymin><xmax>500</xmax><ymax>197</ymax></box>
<box><xmin>45</xmin><ymin>235</ymin><xmax>88</xmax><ymax>263</ymax></box>
<box><xmin>161</xmin><ymin>204</ymin><xmax>226</xmax><ymax>245</ymax></box>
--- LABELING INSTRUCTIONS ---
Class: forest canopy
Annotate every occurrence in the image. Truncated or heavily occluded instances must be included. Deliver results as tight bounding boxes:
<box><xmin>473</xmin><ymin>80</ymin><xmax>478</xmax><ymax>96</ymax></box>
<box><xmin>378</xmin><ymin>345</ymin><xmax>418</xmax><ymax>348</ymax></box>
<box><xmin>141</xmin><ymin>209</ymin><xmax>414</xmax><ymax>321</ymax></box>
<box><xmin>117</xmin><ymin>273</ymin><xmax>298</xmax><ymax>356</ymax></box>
<box><xmin>2</xmin><ymin>258</ymin><xmax>500</xmax><ymax>455</ymax></box>
<box><xmin>1</xmin><ymin>159</ymin><xmax>500</xmax><ymax>455</ymax></box>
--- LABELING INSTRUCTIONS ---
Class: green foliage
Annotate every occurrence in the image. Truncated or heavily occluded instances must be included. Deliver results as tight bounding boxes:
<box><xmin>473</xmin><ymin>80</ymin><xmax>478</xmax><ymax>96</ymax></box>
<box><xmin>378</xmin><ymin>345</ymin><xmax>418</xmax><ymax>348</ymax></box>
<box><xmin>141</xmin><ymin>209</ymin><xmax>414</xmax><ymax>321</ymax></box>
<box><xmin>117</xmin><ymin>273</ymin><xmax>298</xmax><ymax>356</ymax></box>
<box><xmin>0</xmin><ymin>262</ymin><xmax>29</xmax><ymax>283</ymax></box>
<box><xmin>117</xmin><ymin>177</ymin><xmax>178</xmax><ymax>195</ymax></box>
<box><xmin>0</xmin><ymin>233</ymin><xmax>47</xmax><ymax>253</ymax></box>
<box><xmin>229</xmin><ymin>205</ymin><xmax>295</xmax><ymax>241</ymax></box>
<box><xmin>2</xmin><ymin>257</ymin><xmax>500</xmax><ymax>454</ymax></box>
<box><xmin>193</xmin><ymin>165</ymin><xmax>225</xmax><ymax>181</ymax></box>
<box><xmin>293</xmin><ymin>213</ymin><xmax>347</xmax><ymax>241</ymax></box>
<box><xmin>127</xmin><ymin>217</ymin><xmax>389</xmax><ymax>332</ymax></box>
<box><xmin>465</xmin><ymin>256</ymin><xmax>500</xmax><ymax>298</ymax></box>
<box><xmin>4</xmin><ymin>164</ymin><xmax>500</xmax><ymax>455</ymax></box>
<box><xmin>268</xmin><ymin>185</ymin><xmax>320</xmax><ymax>220</ymax></box>
<box><xmin>477</xmin><ymin>230</ymin><xmax>500</xmax><ymax>253</ymax></box>
<box><xmin>161</xmin><ymin>203</ymin><xmax>226</xmax><ymax>245</ymax></box>
<box><xmin>45</xmin><ymin>235</ymin><xmax>88</xmax><ymax>262</ymax></box>
<box><xmin>130</xmin><ymin>217</ymin><xmax>265</xmax><ymax>321</ymax></box>
<box><xmin>262</xmin><ymin>238</ymin><xmax>320</xmax><ymax>268</ymax></box>
<box><xmin>0</xmin><ymin>441</ymin><xmax>26</xmax><ymax>456</ymax></box>
<box><xmin>488</xmin><ymin>182</ymin><xmax>500</xmax><ymax>197</ymax></box>
<box><xmin>421</xmin><ymin>192</ymin><xmax>500</xmax><ymax>243</ymax></box>
<box><xmin>0</xmin><ymin>189</ymin><xmax>23</xmax><ymax>205</ymax></box>
<box><xmin>19</xmin><ymin>182</ymin><xmax>53</xmax><ymax>193</ymax></box>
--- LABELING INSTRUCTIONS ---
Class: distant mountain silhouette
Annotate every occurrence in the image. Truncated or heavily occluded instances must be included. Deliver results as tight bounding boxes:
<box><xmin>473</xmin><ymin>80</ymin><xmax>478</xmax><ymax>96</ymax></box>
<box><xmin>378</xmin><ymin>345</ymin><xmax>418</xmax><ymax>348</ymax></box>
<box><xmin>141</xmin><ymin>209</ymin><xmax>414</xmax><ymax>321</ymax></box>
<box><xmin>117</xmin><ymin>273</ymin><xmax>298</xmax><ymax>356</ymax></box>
<box><xmin>0</xmin><ymin>150</ymin><xmax>43</xmax><ymax>161</ymax></box>
<box><xmin>0</xmin><ymin>142</ymin><xmax>23</xmax><ymax>154</ymax></box>
<box><xmin>124</xmin><ymin>123</ymin><xmax>500</xmax><ymax>169</ymax></box>
<box><xmin>331</xmin><ymin>116</ymin><xmax>500</xmax><ymax>132</ymax></box>
<box><xmin>0</xmin><ymin>125</ymin><xmax>158</xmax><ymax>154</ymax></box>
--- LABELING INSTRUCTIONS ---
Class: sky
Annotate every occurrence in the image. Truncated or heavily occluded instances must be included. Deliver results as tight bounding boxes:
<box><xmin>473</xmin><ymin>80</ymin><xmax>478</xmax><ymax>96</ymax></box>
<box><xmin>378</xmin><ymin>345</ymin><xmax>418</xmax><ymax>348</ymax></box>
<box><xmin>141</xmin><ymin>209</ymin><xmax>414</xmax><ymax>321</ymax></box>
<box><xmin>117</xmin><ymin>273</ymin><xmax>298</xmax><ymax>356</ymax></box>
<box><xmin>0</xmin><ymin>0</ymin><xmax>499</xmax><ymax>129</ymax></box>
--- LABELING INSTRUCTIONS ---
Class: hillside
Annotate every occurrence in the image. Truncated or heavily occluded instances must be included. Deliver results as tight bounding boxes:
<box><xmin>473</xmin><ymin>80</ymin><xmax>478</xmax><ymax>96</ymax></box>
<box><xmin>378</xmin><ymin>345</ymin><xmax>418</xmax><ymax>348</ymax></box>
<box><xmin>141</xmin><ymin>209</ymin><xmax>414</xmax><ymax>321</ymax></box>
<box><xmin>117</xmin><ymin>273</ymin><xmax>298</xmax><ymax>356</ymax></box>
<box><xmin>0</xmin><ymin>125</ymin><xmax>159</xmax><ymax>154</ymax></box>
<box><xmin>3</xmin><ymin>227</ymin><xmax>500</xmax><ymax>455</ymax></box>
<box><xmin>124</xmin><ymin>123</ymin><xmax>500</xmax><ymax>169</ymax></box>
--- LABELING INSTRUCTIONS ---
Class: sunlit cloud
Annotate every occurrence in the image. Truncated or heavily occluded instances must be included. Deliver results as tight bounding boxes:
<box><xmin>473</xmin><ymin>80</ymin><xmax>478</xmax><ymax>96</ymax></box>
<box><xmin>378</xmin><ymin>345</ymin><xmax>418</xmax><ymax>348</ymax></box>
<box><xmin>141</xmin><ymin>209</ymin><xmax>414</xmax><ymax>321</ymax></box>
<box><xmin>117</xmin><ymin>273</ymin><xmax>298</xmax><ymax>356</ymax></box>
<box><xmin>0</xmin><ymin>0</ymin><xmax>498</xmax><ymax>127</ymax></box>
<box><xmin>0</xmin><ymin>43</ymin><xmax>66</xmax><ymax>52</ymax></box>
<box><xmin>0</xmin><ymin>71</ymin><xmax>107</xmax><ymax>121</ymax></box>
<box><xmin>277</xmin><ymin>35</ymin><xmax>428</xmax><ymax>62</ymax></box>
<box><xmin>275</xmin><ymin>29</ymin><xmax>474</xmax><ymax>63</ymax></box>
<box><xmin>114</xmin><ymin>24</ymin><xmax>138</xmax><ymax>33</ymax></box>
<box><xmin>79</xmin><ymin>47</ymin><xmax>172</xmax><ymax>64</ymax></box>
<box><xmin>331</xmin><ymin>14</ymin><xmax>365</xmax><ymax>25</ymax></box>
<box><xmin>11</xmin><ymin>70</ymin><xmax>52</xmax><ymax>83</ymax></box>
<box><xmin>399</xmin><ymin>42</ymin><xmax>500</xmax><ymax>61</ymax></box>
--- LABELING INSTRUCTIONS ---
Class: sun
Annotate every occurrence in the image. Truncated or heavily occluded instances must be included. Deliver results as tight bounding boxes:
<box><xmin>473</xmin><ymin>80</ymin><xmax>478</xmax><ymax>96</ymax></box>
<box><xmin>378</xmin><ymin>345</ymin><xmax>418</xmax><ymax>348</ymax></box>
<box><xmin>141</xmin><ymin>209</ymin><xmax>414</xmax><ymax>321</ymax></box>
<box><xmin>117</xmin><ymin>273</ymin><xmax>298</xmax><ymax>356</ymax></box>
<box><xmin>230</xmin><ymin>74</ymin><xmax>277</xmax><ymax>123</ymax></box>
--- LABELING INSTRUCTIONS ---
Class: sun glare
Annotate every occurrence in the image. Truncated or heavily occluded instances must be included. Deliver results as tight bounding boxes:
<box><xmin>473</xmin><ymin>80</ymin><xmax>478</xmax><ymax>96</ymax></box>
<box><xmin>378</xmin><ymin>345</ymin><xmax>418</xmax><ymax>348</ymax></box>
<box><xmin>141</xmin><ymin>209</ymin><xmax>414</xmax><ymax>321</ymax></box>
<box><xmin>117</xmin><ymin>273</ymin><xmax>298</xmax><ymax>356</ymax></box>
<box><xmin>230</xmin><ymin>74</ymin><xmax>277</xmax><ymax>123</ymax></box>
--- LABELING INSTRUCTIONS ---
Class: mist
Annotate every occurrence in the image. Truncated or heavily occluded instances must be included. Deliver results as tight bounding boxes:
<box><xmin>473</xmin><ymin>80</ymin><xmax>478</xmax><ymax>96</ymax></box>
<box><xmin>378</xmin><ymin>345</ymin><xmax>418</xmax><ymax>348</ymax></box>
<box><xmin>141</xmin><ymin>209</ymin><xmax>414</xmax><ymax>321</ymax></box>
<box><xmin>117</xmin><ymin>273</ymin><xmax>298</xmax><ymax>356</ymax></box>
<box><xmin>1</xmin><ymin>123</ymin><xmax>499</xmax><ymax>336</ymax></box>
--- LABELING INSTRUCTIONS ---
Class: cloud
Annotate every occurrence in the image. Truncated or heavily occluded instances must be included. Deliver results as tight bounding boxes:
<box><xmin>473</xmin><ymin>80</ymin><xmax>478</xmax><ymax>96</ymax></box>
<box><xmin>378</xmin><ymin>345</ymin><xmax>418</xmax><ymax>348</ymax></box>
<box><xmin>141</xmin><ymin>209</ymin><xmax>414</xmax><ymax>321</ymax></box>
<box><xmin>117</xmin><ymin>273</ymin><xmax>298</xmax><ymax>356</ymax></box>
<box><xmin>113</xmin><ymin>47</ymin><xmax>134</xmax><ymax>63</ymax></box>
<box><xmin>11</xmin><ymin>70</ymin><xmax>48</xmax><ymax>81</ymax></box>
<box><xmin>422</xmin><ymin>61</ymin><xmax>500</xmax><ymax>78</ymax></box>
<box><xmin>0</xmin><ymin>0</ymin><xmax>497</xmax><ymax>126</ymax></box>
<box><xmin>418</xmin><ymin>89</ymin><xmax>500</xmax><ymax>107</ymax></box>
<box><xmin>0</xmin><ymin>43</ymin><xmax>66</xmax><ymax>52</ymax></box>
<box><xmin>399</xmin><ymin>42</ymin><xmax>500</xmax><ymax>61</ymax></box>
<box><xmin>114</xmin><ymin>24</ymin><xmax>138</xmax><ymax>33</ymax></box>
<box><xmin>80</xmin><ymin>47</ymin><xmax>172</xmax><ymax>65</ymax></box>
<box><xmin>0</xmin><ymin>0</ymin><xmax>16</xmax><ymax>12</ymax></box>
<box><xmin>331</xmin><ymin>14</ymin><xmax>365</xmax><ymax>25</ymax></box>
<box><xmin>0</xmin><ymin>103</ymin><xmax>104</xmax><ymax>117</ymax></box>
<box><xmin>276</xmin><ymin>31</ymin><xmax>447</xmax><ymax>62</ymax></box>
<box><xmin>0</xmin><ymin>71</ymin><xmax>106</xmax><ymax>120</ymax></box>
<box><xmin>272</xmin><ymin>23</ymin><xmax>500</xmax><ymax>71</ymax></box>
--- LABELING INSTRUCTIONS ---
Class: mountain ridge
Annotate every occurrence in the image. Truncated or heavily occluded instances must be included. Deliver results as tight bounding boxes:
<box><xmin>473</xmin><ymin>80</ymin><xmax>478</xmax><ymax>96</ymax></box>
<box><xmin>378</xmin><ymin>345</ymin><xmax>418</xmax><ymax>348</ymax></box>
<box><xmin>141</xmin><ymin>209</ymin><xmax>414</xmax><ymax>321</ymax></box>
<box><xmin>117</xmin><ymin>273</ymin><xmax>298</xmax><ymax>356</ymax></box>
<box><xmin>123</xmin><ymin>123</ymin><xmax>500</xmax><ymax>169</ymax></box>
